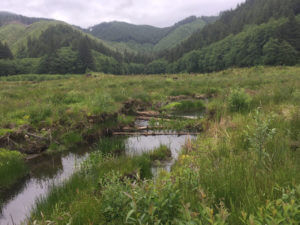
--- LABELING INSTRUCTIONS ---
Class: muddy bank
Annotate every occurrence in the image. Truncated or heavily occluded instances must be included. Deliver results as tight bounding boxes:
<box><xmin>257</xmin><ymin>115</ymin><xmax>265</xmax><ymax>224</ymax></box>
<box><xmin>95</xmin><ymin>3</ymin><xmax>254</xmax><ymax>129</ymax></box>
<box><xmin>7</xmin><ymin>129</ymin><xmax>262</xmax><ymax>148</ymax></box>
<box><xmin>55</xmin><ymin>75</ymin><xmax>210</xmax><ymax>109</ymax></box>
<box><xmin>0</xmin><ymin>113</ymin><xmax>119</xmax><ymax>155</ymax></box>
<box><xmin>0</xmin><ymin>96</ymin><xmax>207</xmax><ymax>155</ymax></box>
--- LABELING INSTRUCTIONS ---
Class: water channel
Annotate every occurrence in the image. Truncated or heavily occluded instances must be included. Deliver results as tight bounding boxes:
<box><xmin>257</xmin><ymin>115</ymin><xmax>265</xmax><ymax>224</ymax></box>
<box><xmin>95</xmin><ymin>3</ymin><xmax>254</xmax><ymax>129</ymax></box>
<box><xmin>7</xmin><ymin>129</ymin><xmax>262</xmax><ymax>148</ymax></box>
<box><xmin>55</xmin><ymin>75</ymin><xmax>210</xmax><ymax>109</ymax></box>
<box><xmin>0</xmin><ymin>120</ymin><xmax>195</xmax><ymax>225</ymax></box>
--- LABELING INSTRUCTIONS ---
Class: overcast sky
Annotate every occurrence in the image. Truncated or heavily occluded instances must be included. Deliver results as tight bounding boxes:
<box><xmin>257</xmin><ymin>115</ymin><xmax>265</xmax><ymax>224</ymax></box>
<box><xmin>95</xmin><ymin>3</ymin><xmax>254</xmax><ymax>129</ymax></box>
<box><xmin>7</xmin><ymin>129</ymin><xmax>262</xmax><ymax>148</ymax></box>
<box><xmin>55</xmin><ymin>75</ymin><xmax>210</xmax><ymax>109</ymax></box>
<box><xmin>1</xmin><ymin>0</ymin><xmax>245</xmax><ymax>28</ymax></box>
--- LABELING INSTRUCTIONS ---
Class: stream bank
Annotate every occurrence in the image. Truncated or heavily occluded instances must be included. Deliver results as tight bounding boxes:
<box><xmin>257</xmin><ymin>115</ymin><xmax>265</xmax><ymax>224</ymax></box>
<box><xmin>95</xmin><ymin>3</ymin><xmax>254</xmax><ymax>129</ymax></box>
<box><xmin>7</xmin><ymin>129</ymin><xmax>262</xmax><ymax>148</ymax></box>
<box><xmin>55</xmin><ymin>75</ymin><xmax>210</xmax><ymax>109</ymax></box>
<box><xmin>0</xmin><ymin>122</ymin><xmax>196</xmax><ymax>225</ymax></box>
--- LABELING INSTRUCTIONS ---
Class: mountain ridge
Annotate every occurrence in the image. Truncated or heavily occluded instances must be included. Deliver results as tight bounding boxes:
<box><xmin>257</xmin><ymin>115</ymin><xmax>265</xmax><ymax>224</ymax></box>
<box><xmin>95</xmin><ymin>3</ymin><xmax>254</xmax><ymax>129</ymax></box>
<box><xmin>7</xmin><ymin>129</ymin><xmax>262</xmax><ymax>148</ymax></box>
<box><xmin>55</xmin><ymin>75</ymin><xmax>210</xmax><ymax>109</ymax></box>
<box><xmin>0</xmin><ymin>12</ymin><xmax>217</xmax><ymax>53</ymax></box>
<box><xmin>87</xmin><ymin>15</ymin><xmax>217</xmax><ymax>52</ymax></box>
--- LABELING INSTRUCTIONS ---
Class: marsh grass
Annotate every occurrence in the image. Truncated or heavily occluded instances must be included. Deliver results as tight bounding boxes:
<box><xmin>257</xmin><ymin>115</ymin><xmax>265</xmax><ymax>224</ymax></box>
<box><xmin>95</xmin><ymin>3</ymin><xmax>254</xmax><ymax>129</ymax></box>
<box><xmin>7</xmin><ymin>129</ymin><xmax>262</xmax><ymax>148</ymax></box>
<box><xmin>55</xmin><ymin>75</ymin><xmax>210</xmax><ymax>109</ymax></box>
<box><xmin>0</xmin><ymin>66</ymin><xmax>299</xmax><ymax>224</ymax></box>
<box><xmin>30</xmin><ymin>153</ymin><xmax>152</xmax><ymax>225</ymax></box>
<box><xmin>95</xmin><ymin>137</ymin><xmax>126</xmax><ymax>155</ymax></box>
<box><xmin>163</xmin><ymin>100</ymin><xmax>205</xmax><ymax>113</ymax></box>
<box><xmin>173</xmin><ymin>108</ymin><xmax>300</xmax><ymax>224</ymax></box>
<box><xmin>149</xmin><ymin>144</ymin><xmax>172</xmax><ymax>161</ymax></box>
<box><xmin>0</xmin><ymin>148</ymin><xmax>27</xmax><ymax>189</ymax></box>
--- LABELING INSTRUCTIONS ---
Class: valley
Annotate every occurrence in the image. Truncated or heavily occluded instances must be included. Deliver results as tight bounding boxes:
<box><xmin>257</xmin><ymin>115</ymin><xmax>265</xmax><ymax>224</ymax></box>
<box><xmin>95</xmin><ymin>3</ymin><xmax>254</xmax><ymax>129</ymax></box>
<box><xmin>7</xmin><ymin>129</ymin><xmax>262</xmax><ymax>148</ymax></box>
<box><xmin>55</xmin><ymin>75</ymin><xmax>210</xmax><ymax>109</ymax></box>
<box><xmin>0</xmin><ymin>0</ymin><xmax>299</xmax><ymax>224</ymax></box>
<box><xmin>0</xmin><ymin>66</ymin><xmax>299</xmax><ymax>224</ymax></box>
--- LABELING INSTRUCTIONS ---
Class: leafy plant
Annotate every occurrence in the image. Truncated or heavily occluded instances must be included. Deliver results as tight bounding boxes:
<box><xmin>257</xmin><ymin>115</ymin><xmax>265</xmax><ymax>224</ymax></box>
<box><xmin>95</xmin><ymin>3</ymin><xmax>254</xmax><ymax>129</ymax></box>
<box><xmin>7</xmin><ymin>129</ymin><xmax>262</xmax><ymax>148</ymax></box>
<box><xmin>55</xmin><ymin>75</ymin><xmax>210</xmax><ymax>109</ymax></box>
<box><xmin>245</xmin><ymin>109</ymin><xmax>276</xmax><ymax>167</ymax></box>
<box><xmin>243</xmin><ymin>186</ymin><xmax>300</xmax><ymax>225</ymax></box>
<box><xmin>228</xmin><ymin>89</ymin><xmax>251</xmax><ymax>112</ymax></box>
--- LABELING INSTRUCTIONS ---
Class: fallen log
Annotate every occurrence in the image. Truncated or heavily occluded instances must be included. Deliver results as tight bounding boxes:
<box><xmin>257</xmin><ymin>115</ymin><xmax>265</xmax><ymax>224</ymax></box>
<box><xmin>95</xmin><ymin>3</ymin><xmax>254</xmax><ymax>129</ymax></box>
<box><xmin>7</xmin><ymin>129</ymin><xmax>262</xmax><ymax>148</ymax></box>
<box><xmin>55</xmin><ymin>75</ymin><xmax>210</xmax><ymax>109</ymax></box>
<box><xmin>26</xmin><ymin>132</ymin><xmax>48</xmax><ymax>141</ymax></box>
<box><xmin>25</xmin><ymin>154</ymin><xmax>42</xmax><ymax>160</ymax></box>
<box><xmin>122</xmin><ymin>126</ymin><xmax>164</xmax><ymax>132</ymax></box>
<box><xmin>136</xmin><ymin>116</ymin><xmax>171</xmax><ymax>121</ymax></box>
<box><xmin>113</xmin><ymin>132</ymin><xmax>200</xmax><ymax>136</ymax></box>
<box><xmin>136</xmin><ymin>111</ymin><xmax>160</xmax><ymax>117</ymax></box>
<box><xmin>122</xmin><ymin>126</ymin><xmax>149</xmax><ymax>131</ymax></box>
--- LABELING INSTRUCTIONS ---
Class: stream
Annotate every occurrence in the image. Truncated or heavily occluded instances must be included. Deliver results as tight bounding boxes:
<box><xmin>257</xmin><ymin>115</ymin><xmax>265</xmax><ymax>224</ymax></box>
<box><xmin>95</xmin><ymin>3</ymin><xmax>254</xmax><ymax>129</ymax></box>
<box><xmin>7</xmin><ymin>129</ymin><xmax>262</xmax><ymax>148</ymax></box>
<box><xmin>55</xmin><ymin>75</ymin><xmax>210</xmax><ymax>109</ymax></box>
<box><xmin>0</xmin><ymin>121</ymin><xmax>195</xmax><ymax>225</ymax></box>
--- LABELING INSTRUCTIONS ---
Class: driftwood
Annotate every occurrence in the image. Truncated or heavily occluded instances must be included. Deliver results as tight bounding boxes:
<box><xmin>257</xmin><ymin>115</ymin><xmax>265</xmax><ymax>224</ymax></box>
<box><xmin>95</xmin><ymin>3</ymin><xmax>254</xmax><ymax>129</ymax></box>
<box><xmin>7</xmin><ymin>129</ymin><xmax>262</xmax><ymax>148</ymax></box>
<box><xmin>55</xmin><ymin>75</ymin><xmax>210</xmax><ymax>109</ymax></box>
<box><xmin>122</xmin><ymin>126</ymin><xmax>164</xmax><ymax>132</ymax></box>
<box><xmin>136</xmin><ymin>112</ymin><xmax>198</xmax><ymax>120</ymax></box>
<box><xmin>136</xmin><ymin>116</ymin><xmax>171</xmax><ymax>121</ymax></box>
<box><xmin>122</xmin><ymin>126</ymin><xmax>149</xmax><ymax>131</ymax></box>
<box><xmin>26</xmin><ymin>132</ymin><xmax>48</xmax><ymax>141</ymax></box>
<box><xmin>25</xmin><ymin>154</ymin><xmax>42</xmax><ymax>160</ymax></box>
<box><xmin>113</xmin><ymin>132</ymin><xmax>200</xmax><ymax>136</ymax></box>
<box><xmin>136</xmin><ymin>111</ymin><xmax>160</xmax><ymax>117</ymax></box>
<box><xmin>26</xmin><ymin>132</ymin><xmax>60</xmax><ymax>145</ymax></box>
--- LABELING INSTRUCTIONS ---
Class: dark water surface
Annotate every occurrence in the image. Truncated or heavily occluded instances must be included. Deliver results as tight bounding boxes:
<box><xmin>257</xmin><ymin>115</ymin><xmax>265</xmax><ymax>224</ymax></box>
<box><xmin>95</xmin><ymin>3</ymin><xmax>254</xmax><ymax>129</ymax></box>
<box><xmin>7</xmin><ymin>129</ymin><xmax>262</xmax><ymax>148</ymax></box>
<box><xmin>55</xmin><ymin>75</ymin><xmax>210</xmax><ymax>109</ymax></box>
<box><xmin>0</xmin><ymin>134</ymin><xmax>195</xmax><ymax>225</ymax></box>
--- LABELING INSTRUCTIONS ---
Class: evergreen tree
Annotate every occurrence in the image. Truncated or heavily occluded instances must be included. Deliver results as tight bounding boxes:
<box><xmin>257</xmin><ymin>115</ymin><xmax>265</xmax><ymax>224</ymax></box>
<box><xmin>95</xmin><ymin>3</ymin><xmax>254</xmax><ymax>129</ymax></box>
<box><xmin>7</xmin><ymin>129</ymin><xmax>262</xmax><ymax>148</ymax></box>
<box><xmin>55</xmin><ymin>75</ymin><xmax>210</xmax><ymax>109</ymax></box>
<box><xmin>263</xmin><ymin>38</ymin><xmax>297</xmax><ymax>65</ymax></box>
<box><xmin>0</xmin><ymin>41</ymin><xmax>13</xmax><ymax>59</ymax></box>
<box><xmin>78</xmin><ymin>36</ymin><xmax>95</xmax><ymax>73</ymax></box>
<box><xmin>145</xmin><ymin>60</ymin><xmax>167</xmax><ymax>74</ymax></box>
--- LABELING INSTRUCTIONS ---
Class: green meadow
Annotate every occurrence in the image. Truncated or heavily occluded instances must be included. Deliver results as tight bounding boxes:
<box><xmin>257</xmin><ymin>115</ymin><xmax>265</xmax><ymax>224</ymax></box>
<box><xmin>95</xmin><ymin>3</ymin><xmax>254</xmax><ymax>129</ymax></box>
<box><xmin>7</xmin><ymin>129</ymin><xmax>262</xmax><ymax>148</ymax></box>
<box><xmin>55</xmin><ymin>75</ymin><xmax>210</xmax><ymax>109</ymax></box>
<box><xmin>0</xmin><ymin>66</ymin><xmax>299</xmax><ymax>224</ymax></box>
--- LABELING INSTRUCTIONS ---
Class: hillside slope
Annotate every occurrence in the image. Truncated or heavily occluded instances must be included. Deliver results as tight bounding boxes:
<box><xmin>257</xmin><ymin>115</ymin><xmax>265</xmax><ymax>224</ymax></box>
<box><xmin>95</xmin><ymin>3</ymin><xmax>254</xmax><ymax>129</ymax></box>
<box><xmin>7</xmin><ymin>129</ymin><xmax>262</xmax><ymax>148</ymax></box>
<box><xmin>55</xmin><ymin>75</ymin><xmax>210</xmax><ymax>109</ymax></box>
<box><xmin>88</xmin><ymin>16</ymin><xmax>216</xmax><ymax>53</ymax></box>
<box><xmin>163</xmin><ymin>0</ymin><xmax>300</xmax><ymax>61</ymax></box>
<box><xmin>0</xmin><ymin>11</ymin><xmax>49</xmax><ymax>26</ymax></box>
<box><xmin>0</xmin><ymin>21</ymin><xmax>68</xmax><ymax>54</ymax></box>
<box><xmin>154</xmin><ymin>18</ymin><xmax>207</xmax><ymax>52</ymax></box>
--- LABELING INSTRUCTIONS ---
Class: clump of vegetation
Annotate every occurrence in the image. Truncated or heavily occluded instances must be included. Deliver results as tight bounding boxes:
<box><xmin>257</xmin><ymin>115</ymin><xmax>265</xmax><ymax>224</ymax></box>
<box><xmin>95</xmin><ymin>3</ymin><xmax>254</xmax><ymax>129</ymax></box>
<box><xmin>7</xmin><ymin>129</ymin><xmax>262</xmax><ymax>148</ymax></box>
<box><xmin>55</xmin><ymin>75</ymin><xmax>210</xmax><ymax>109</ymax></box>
<box><xmin>244</xmin><ymin>186</ymin><xmax>300</xmax><ymax>225</ymax></box>
<box><xmin>31</xmin><ymin>153</ymin><xmax>152</xmax><ymax>224</ymax></box>
<box><xmin>228</xmin><ymin>89</ymin><xmax>252</xmax><ymax>112</ymax></box>
<box><xmin>96</xmin><ymin>137</ymin><xmax>126</xmax><ymax>155</ymax></box>
<box><xmin>0</xmin><ymin>148</ymin><xmax>27</xmax><ymax>189</ymax></box>
<box><xmin>62</xmin><ymin>131</ymin><xmax>83</xmax><ymax>147</ymax></box>
<box><xmin>149</xmin><ymin>145</ymin><xmax>172</xmax><ymax>161</ymax></box>
<box><xmin>163</xmin><ymin>100</ymin><xmax>205</xmax><ymax>113</ymax></box>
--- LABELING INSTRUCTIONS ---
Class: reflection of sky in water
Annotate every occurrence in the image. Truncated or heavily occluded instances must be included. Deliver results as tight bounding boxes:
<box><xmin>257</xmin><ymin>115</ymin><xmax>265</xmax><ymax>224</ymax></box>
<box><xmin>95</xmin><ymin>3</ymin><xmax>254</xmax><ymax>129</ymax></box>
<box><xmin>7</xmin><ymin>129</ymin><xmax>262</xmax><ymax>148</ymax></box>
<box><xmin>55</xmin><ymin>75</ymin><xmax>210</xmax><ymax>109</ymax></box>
<box><xmin>125</xmin><ymin>135</ymin><xmax>196</xmax><ymax>176</ymax></box>
<box><xmin>125</xmin><ymin>135</ymin><xmax>194</xmax><ymax>159</ymax></box>
<box><xmin>0</xmin><ymin>134</ymin><xmax>195</xmax><ymax>225</ymax></box>
<box><xmin>134</xmin><ymin>120</ymin><xmax>149</xmax><ymax>127</ymax></box>
<box><xmin>0</xmin><ymin>153</ymin><xmax>88</xmax><ymax>225</ymax></box>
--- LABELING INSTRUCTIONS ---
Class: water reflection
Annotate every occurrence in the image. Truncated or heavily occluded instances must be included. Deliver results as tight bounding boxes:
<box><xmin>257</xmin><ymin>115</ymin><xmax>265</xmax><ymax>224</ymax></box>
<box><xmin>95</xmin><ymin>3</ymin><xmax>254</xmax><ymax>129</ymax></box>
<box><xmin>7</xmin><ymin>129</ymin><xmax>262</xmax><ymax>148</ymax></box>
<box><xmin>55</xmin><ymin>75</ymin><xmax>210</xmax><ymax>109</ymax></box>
<box><xmin>0</xmin><ymin>133</ymin><xmax>195</xmax><ymax>225</ymax></box>
<box><xmin>125</xmin><ymin>134</ymin><xmax>195</xmax><ymax>175</ymax></box>
<box><xmin>0</xmin><ymin>152</ymin><xmax>88</xmax><ymax>225</ymax></box>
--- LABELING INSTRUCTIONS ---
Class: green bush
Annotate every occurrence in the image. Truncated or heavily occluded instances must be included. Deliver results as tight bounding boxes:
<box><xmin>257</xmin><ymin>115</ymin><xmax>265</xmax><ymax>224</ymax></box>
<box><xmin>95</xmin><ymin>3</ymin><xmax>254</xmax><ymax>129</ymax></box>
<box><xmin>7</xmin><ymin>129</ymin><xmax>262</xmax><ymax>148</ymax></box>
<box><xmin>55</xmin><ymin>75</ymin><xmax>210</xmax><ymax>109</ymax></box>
<box><xmin>228</xmin><ymin>89</ymin><xmax>252</xmax><ymax>112</ymax></box>
<box><xmin>244</xmin><ymin>186</ymin><xmax>300</xmax><ymax>225</ymax></box>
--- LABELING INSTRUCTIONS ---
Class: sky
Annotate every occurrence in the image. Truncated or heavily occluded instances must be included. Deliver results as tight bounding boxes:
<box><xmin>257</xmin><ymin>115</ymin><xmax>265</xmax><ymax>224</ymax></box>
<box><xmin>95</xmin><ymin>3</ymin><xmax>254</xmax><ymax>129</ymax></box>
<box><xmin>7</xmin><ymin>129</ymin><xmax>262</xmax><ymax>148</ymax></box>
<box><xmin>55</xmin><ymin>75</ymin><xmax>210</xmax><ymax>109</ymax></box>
<box><xmin>0</xmin><ymin>0</ymin><xmax>245</xmax><ymax>28</ymax></box>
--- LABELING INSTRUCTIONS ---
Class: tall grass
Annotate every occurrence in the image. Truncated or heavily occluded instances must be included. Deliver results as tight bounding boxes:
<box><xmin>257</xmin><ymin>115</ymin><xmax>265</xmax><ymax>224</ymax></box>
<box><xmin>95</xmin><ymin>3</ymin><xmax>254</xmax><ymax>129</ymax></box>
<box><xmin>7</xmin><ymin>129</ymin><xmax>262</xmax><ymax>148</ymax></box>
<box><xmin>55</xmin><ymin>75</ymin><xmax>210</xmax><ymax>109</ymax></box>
<box><xmin>30</xmin><ymin>153</ymin><xmax>152</xmax><ymax>225</ymax></box>
<box><xmin>0</xmin><ymin>148</ymin><xmax>27</xmax><ymax>189</ymax></box>
<box><xmin>172</xmin><ymin>108</ymin><xmax>299</xmax><ymax>224</ymax></box>
<box><xmin>0</xmin><ymin>66</ymin><xmax>299</xmax><ymax>224</ymax></box>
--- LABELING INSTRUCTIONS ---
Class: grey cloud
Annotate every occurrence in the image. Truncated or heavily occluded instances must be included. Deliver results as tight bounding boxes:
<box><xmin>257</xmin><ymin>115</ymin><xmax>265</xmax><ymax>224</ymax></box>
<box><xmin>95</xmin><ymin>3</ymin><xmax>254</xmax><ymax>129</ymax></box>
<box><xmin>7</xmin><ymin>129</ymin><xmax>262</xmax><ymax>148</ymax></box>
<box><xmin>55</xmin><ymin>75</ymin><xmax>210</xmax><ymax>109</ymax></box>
<box><xmin>0</xmin><ymin>0</ymin><xmax>245</xmax><ymax>28</ymax></box>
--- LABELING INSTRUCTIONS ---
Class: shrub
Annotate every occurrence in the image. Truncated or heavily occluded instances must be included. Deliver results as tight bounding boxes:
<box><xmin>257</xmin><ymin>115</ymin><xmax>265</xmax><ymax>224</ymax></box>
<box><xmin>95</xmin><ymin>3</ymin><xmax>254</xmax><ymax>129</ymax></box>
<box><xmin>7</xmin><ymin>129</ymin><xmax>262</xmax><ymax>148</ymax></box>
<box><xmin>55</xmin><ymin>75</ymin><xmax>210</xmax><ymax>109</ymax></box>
<box><xmin>228</xmin><ymin>89</ymin><xmax>251</xmax><ymax>112</ymax></box>
<box><xmin>244</xmin><ymin>186</ymin><xmax>300</xmax><ymax>225</ymax></box>
<box><xmin>244</xmin><ymin>109</ymin><xmax>276</xmax><ymax>167</ymax></box>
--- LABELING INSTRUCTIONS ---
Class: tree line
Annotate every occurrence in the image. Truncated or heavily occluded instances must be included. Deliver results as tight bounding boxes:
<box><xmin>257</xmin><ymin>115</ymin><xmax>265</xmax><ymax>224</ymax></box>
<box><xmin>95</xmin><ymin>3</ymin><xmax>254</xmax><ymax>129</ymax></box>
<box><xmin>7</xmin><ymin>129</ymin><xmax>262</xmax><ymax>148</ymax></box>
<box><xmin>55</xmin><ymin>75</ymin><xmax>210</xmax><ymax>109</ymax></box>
<box><xmin>159</xmin><ymin>0</ymin><xmax>300</xmax><ymax>62</ymax></box>
<box><xmin>0</xmin><ymin>0</ymin><xmax>299</xmax><ymax>76</ymax></box>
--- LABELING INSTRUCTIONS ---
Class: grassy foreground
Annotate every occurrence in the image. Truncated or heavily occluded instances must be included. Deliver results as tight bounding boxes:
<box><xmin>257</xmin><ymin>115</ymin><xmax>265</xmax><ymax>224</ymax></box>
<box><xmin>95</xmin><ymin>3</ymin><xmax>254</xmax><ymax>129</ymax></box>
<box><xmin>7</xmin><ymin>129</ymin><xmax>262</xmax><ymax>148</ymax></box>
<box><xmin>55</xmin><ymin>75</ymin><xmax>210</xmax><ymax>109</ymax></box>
<box><xmin>0</xmin><ymin>66</ymin><xmax>299</xmax><ymax>224</ymax></box>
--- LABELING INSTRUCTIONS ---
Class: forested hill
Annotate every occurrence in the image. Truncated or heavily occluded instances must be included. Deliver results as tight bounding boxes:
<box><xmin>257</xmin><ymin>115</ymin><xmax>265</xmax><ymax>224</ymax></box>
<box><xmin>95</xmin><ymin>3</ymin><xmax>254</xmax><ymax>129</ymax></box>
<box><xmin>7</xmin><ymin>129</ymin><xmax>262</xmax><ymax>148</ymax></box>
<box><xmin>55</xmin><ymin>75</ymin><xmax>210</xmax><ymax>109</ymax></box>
<box><xmin>0</xmin><ymin>11</ymin><xmax>50</xmax><ymax>26</ymax></box>
<box><xmin>162</xmin><ymin>0</ymin><xmax>300</xmax><ymax>62</ymax></box>
<box><xmin>0</xmin><ymin>20</ymin><xmax>152</xmax><ymax>75</ymax></box>
<box><xmin>88</xmin><ymin>16</ymin><xmax>217</xmax><ymax>52</ymax></box>
<box><xmin>0</xmin><ymin>0</ymin><xmax>299</xmax><ymax>76</ymax></box>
